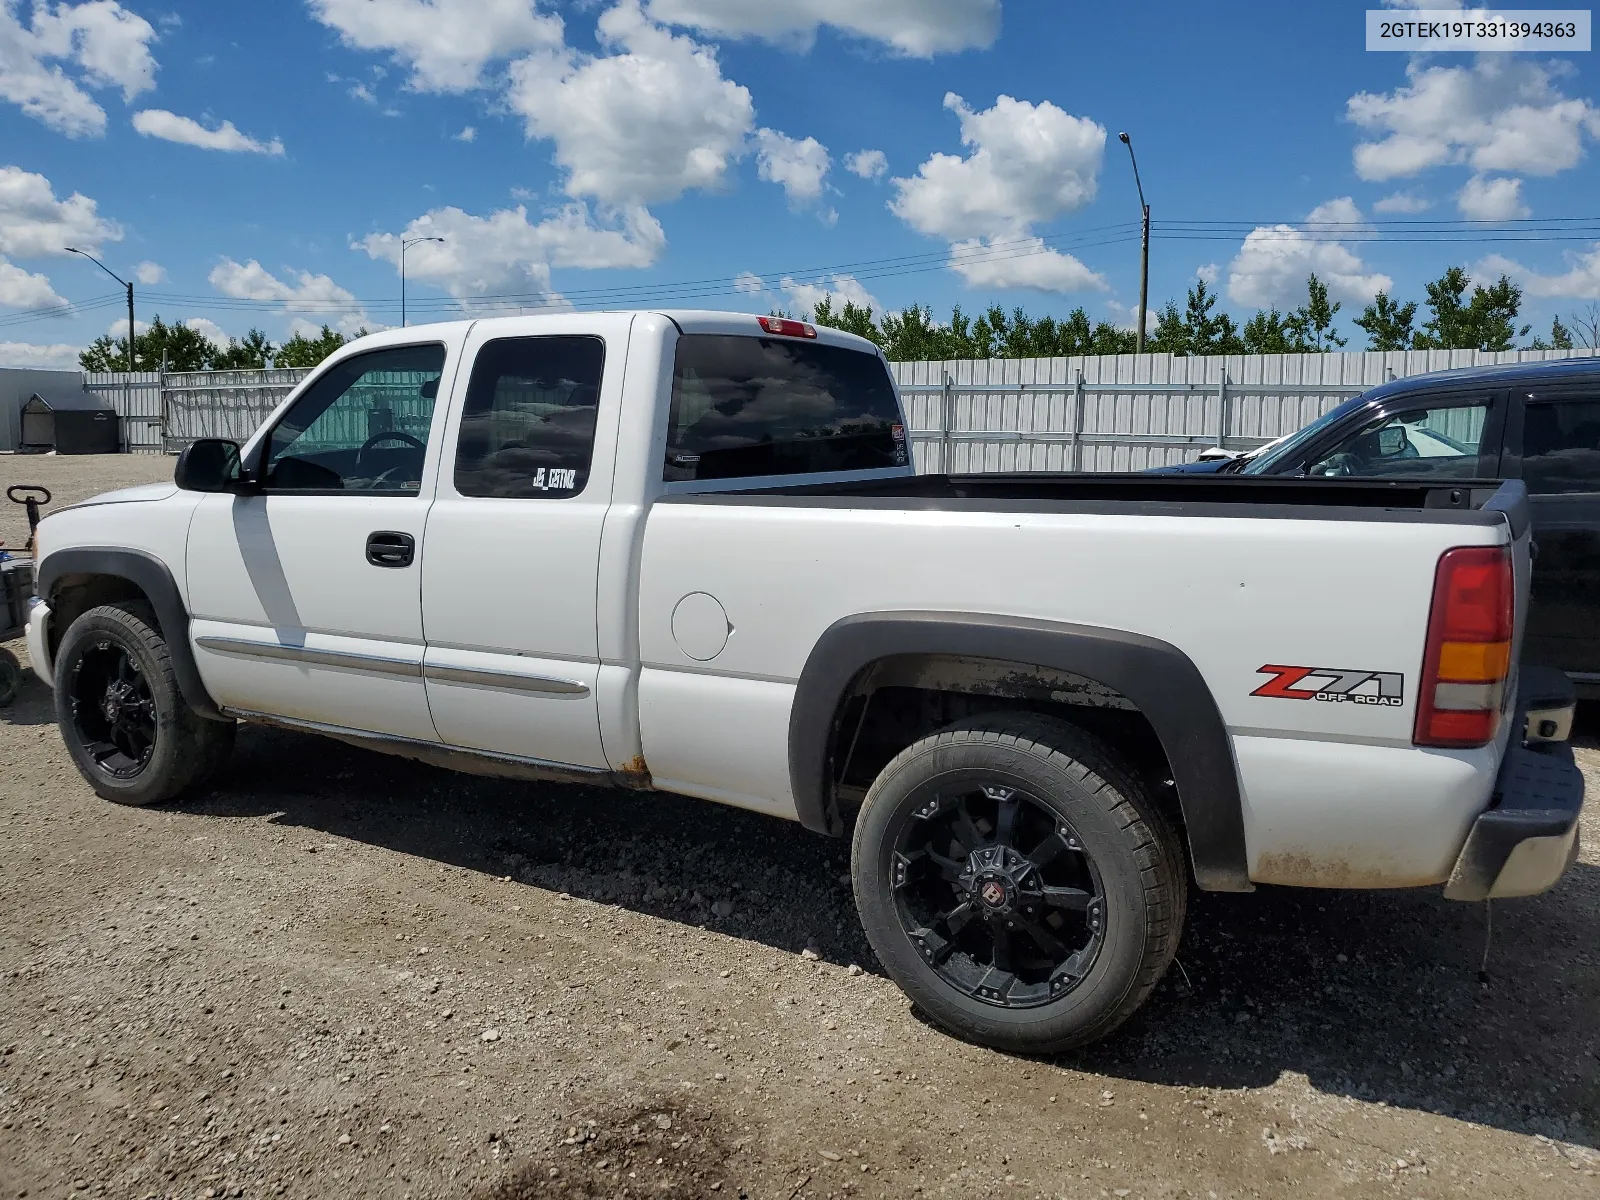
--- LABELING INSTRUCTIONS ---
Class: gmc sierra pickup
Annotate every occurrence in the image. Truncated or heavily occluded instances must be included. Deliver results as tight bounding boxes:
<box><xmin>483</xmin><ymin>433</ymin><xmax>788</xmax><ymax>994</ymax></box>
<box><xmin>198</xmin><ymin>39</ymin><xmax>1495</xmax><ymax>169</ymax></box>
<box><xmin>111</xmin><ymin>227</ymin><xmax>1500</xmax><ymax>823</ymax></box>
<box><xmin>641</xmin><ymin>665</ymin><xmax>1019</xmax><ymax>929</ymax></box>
<box><xmin>25</xmin><ymin>311</ymin><xmax>1586</xmax><ymax>1052</ymax></box>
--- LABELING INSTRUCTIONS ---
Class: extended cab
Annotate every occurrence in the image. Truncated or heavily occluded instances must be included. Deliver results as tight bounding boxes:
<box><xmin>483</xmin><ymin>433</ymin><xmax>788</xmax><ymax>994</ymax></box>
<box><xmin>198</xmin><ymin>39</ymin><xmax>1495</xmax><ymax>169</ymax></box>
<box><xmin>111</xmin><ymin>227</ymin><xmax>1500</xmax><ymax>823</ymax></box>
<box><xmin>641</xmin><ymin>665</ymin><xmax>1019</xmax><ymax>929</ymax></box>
<box><xmin>26</xmin><ymin>312</ymin><xmax>1586</xmax><ymax>1052</ymax></box>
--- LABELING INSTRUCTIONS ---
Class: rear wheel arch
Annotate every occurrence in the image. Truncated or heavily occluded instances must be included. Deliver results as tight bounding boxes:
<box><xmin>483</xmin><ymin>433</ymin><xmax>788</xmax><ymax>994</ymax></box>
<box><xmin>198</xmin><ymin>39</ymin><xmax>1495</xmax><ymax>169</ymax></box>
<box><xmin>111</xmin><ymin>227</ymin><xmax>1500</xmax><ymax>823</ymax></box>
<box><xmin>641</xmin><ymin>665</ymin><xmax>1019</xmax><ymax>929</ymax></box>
<box><xmin>789</xmin><ymin>611</ymin><xmax>1252</xmax><ymax>893</ymax></box>
<box><xmin>38</xmin><ymin>547</ymin><xmax>223</xmax><ymax>720</ymax></box>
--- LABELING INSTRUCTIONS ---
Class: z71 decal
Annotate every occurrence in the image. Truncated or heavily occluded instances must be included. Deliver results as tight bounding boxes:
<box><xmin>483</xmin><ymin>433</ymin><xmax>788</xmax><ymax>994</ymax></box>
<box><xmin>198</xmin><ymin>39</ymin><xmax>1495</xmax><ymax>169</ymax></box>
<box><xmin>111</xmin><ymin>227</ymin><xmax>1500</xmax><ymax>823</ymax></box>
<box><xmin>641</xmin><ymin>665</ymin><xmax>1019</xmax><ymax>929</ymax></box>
<box><xmin>1252</xmin><ymin>665</ymin><xmax>1404</xmax><ymax>707</ymax></box>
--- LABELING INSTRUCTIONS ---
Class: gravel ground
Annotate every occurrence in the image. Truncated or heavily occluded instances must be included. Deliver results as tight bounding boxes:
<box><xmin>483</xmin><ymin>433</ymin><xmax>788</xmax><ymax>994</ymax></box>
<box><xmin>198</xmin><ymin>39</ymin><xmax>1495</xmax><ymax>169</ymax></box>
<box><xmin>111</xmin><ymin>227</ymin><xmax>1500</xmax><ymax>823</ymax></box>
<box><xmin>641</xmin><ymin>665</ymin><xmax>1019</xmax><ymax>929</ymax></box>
<box><xmin>2</xmin><ymin>455</ymin><xmax>1598</xmax><ymax>1199</ymax></box>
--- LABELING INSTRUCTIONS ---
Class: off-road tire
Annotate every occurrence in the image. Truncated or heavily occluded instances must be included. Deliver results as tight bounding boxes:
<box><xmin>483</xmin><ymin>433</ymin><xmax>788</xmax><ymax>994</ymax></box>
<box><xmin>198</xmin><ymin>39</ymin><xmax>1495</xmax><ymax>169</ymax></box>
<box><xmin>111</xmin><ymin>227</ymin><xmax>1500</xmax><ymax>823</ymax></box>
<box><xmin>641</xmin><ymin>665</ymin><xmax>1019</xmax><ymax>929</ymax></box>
<box><xmin>54</xmin><ymin>602</ymin><xmax>234</xmax><ymax>806</ymax></box>
<box><xmin>852</xmin><ymin>713</ymin><xmax>1187</xmax><ymax>1053</ymax></box>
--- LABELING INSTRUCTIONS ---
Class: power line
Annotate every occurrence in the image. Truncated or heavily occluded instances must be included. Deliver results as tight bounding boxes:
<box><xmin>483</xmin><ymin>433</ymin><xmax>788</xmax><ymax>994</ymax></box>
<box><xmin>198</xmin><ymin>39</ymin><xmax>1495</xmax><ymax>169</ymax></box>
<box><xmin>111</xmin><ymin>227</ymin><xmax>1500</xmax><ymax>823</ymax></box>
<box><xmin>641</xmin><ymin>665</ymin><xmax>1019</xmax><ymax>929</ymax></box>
<box><xmin>8</xmin><ymin>212</ymin><xmax>1599</xmax><ymax>333</ymax></box>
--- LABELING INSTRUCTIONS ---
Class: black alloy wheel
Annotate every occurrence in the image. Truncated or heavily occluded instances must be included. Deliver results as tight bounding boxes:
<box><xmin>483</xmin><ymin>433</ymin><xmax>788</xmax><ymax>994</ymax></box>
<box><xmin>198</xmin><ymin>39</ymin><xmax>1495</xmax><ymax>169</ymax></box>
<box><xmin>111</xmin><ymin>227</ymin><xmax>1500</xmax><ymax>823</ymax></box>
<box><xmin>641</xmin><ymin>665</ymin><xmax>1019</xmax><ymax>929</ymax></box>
<box><xmin>54</xmin><ymin>601</ymin><xmax>235</xmax><ymax>806</ymax></box>
<box><xmin>893</xmin><ymin>780</ymin><xmax>1105</xmax><ymax>1008</ymax></box>
<box><xmin>852</xmin><ymin>715</ymin><xmax>1187</xmax><ymax>1053</ymax></box>
<box><xmin>67</xmin><ymin>637</ymin><xmax>158</xmax><ymax>778</ymax></box>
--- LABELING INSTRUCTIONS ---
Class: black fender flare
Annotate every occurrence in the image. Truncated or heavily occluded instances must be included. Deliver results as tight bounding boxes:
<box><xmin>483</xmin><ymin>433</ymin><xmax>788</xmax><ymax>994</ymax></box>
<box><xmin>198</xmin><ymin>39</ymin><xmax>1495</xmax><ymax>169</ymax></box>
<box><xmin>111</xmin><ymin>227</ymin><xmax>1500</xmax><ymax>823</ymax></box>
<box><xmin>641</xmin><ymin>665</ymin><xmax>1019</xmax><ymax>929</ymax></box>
<box><xmin>37</xmin><ymin>546</ymin><xmax>225</xmax><ymax>721</ymax></box>
<box><xmin>788</xmin><ymin>610</ymin><xmax>1252</xmax><ymax>893</ymax></box>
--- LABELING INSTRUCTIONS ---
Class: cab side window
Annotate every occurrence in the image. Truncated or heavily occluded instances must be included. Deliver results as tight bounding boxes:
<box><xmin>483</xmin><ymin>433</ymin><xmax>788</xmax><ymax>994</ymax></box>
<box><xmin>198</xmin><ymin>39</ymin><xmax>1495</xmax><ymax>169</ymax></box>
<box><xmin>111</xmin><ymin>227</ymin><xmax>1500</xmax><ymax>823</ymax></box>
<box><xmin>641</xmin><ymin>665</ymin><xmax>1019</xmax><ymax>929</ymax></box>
<box><xmin>453</xmin><ymin>335</ymin><xmax>605</xmax><ymax>499</ymax></box>
<box><xmin>664</xmin><ymin>335</ymin><xmax>905</xmax><ymax>482</ymax></box>
<box><xmin>265</xmin><ymin>344</ymin><xmax>445</xmax><ymax>492</ymax></box>
<box><xmin>1306</xmin><ymin>402</ymin><xmax>1491</xmax><ymax>479</ymax></box>
<box><xmin>1520</xmin><ymin>400</ymin><xmax>1600</xmax><ymax>495</ymax></box>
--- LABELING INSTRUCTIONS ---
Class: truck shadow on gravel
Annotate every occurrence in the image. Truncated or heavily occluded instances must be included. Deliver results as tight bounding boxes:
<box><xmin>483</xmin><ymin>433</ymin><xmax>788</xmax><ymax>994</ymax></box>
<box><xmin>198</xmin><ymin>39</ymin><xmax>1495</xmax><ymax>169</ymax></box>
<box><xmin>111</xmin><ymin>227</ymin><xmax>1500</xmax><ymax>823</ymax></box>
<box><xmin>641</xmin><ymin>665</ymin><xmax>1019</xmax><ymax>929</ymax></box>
<box><xmin>191</xmin><ymin>722</ymin><xmax>1597</xmax><ymax>1153</ymax></box>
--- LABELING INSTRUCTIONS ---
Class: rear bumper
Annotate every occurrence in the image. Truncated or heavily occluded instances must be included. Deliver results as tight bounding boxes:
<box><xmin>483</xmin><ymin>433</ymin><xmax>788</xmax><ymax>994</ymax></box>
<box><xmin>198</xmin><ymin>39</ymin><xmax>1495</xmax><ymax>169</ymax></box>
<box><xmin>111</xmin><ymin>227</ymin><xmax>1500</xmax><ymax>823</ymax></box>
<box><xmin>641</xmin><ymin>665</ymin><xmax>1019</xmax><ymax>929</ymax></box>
<box><xmin>1444</xmin><ymin>668</ymin><xmax>1584</xmax><ymax>901</ymax></box>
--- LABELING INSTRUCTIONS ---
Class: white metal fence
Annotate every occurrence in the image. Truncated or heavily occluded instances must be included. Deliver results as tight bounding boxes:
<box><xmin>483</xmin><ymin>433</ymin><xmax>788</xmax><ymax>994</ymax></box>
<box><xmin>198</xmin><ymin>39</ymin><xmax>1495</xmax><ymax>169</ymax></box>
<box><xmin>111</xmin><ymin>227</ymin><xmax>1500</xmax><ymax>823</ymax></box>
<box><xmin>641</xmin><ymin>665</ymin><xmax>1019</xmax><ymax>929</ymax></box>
<box><xmin>83</xmin><ymin>347</ymin><xmax>1597</xmax><ymax>466</ymax></box>
<box><xmin>895</xmin><ymin>347</ymin><xmax>1599</xmax><ymax>473</ymax></box>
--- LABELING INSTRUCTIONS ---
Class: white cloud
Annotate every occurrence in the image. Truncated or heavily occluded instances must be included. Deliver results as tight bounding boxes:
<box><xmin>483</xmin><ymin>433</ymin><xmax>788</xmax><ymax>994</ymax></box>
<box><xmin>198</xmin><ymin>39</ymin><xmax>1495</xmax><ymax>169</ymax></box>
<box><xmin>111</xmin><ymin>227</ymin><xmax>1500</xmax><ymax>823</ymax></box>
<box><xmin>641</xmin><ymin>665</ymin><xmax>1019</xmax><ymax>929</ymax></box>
<box><xmin>131</xmin><ymin>109</ymin><xmax>285</xmax><ymax>154</ymax></box>
<box><xmin>779</xmin><ymin>272</ymin><xmax>879</xmax><ymax>316</ymax></box>
<box><xmin>892</xmin><ymin>93</ymin><xmax>1105</xmax><ymax>243</ymax></box>
<box><xmin>890</xmin><ymin>92</ymin><xmax>1107</xmax><ymax>294</ymax></box>
<box><xmin>732</xmin><ymin>270</ymin><xmax>764</xmax><ymax>294</ymax></box>
<box><xmin>1226</xmin><ymin>199</ymin><xmax>1393</xmax><ymax>309</ymax></box>
<box><xmin>209</xmin><ymin>258</ymin><xmax>376</xmax><ymax>336</ymax></box>
<box><xmin>1373</xmin><ymin>190</ymin><xmax>1431</xmax><ymax>214</ymax></box>
<box><xmin>0</xmin><ymin>0</ymin><xmax>157</xmax><ymax>136</ymax></box>
<box><xmin>133</xmin><ymin>259</ymin><xmax>165</xmax><ymax>283</ymax></box>
<box><xmin>355</xmin><ymin>202</ymin><xmax>665</xmax><ymax>308</ymax></box>
<box><xmin>1349</xmin><ymin>57</ymin><xmax>1600</xmax><ymax>181</ymax></box>
<box><xmin>1103</xmin><ymin>297</ymin><xmax>1146</xmax><ymax>333</ymax></box>
<box><xmin>844</xmin><ymin>148</ymin><xmax>886</xmax><ymax>179</ymax></box>
<box><xmin>0</xmin><ymin>165</ymin><xmax>120</xmax><ymax>257</ymax></box>
<box><xmin>507</xmin><ymin>0</ymin><xmax>754</xmax><ymax>206</ymax></box>
<box><xmin>947</xmin><ymin>237</ymin><xmax>1107</xmax><ymax>294</ymax></box>
<box><xmin>0</xmin><ymin>339</ymin><xmax>81</xmax><ymax>368</ymax></box>
<box><xmin>1305</xmin><ymin>195</ymin><xmax>1374</xmax><ymax>235</ymax></box>
<box><xmin>455</xmin><ymin>124</ymin><xmax>476</xmax><ymax>142</ymax></box>
<box><xmin>754</xmin><ymin>127</ymin><xmax>829</xmax><ymax>206</ymax></box>
<box><xmin>1457</xmin><ymin>174</ymin><xmax>1528</xmax><ymax>220</ymax></box>
<box><xmin>1195</xmin><ymin>262</ymin><xmax>1220</xmax><ymax>285</ymax></box>
<box><xmin>185</xmin><ymin>316</ymin><xmax>230</xmax><ymax>347</ymax></box>
<box><xmin>106</xmin><ymin>314</ymin><xmax>149</xmax><ymax>338</ymax></box>
<box><xmin>0</xmin><ymin>256</ymin><xmax>64</xmax><ymax>307</ymax></box>
<box><xmin>645</xmin><ymin>0</ymin><xmax>999</xmax><ymax>57</ymax></box>
<box><xmin>307</xmin><ymin>0</ymin><xmax>564</xmax><ymax>92</ymax></box>
<box><xmin>1477</xmin><ymin>244</ymin><xmax>1600</xmax><ymax>299</ymax></box>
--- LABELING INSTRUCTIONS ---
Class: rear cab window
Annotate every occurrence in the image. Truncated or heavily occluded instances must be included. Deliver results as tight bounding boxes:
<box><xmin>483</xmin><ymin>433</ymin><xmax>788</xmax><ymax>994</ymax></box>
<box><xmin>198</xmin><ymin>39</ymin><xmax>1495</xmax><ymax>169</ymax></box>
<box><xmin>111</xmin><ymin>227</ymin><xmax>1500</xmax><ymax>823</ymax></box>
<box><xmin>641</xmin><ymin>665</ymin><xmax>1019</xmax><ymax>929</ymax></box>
<box><xmin>664</xmin><ymin>333</ymin><xmax>908</xmax><ymax>484</ymax></box>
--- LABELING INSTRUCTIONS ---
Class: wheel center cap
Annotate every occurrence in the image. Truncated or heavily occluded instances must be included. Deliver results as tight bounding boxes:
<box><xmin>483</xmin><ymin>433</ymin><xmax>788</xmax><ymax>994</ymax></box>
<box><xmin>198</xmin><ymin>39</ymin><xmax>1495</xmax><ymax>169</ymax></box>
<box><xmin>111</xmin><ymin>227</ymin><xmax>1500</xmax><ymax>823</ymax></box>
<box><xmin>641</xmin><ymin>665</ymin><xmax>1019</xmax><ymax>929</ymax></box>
<box><xmin>961</xmin><ymin>845</ymin><xmax>1039</xmax><ymax>916</ymax></box>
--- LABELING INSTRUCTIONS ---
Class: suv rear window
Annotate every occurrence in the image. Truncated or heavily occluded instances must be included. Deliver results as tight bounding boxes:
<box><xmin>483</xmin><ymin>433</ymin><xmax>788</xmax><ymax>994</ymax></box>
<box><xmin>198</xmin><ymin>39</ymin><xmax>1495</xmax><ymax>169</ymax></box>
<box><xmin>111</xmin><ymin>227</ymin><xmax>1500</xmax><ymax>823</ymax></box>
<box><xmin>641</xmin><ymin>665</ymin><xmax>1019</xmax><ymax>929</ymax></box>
<box><xmin>664</xmin><ymin>334</ymin><xmax>906</xmax><ymax>482</ymax></box>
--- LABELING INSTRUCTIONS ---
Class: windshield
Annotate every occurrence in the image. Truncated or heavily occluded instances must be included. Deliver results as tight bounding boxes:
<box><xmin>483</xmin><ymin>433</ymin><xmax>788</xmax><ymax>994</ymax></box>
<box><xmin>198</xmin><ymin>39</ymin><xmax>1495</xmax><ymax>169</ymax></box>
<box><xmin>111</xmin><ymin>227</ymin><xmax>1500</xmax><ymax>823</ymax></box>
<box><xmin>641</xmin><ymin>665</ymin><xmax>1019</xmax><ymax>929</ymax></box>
<box><xmin>1239</xmin><ymin>394</ymin><xmax>1370</xmax><ymax>475</ymax></box>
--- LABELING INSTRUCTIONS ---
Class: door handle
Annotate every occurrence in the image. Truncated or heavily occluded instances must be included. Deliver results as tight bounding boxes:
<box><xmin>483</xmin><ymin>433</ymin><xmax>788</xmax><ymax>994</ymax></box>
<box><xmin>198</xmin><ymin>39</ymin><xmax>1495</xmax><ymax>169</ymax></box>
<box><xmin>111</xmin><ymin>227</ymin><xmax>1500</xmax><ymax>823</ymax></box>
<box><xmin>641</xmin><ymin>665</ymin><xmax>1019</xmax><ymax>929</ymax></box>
<box><xmin>366</xmin><ymin>531</ymin><xmax>415</xmax><ymax>568</ymax></box>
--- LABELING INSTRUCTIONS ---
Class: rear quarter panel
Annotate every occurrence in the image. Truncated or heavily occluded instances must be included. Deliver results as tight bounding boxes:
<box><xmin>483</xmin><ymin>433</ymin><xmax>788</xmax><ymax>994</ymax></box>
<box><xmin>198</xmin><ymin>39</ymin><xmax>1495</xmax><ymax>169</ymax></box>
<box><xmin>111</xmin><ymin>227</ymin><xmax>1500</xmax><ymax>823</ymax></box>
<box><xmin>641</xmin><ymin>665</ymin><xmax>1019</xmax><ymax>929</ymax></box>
<box><xmin>636</xmin><ymin>500</ymin><xmax>1517</xmax><ymax>886</ymax></box>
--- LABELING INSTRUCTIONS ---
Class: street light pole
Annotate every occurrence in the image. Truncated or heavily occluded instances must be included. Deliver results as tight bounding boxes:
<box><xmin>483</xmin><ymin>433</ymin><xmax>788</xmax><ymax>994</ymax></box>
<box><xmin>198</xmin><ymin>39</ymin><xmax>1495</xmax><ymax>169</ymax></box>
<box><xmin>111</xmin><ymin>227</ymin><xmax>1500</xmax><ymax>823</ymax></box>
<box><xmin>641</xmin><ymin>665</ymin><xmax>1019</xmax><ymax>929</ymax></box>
<box><xmin>65</xmin><ymin>246</ymin><xmax>136</xmax><ymax>368</ymax></box>
<box><xmin>1117</xmin><ymin>133</ymin><xmax>1151</xmax><ymax>354</ymax></box>
<box><xmin>401</xmin><ymin>236</ymin><xmax>445</xmax><ymax>327</ymax></box>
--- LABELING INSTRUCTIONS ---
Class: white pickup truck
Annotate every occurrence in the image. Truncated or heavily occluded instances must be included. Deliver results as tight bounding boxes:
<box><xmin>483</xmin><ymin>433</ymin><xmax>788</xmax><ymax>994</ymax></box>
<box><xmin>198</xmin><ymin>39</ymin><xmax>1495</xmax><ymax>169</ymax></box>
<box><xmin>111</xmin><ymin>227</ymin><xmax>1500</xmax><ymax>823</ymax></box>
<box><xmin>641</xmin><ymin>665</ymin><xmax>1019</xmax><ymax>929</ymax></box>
<box><xmin>25</xmin><ymin>311</ymin><xmax>1585</xmax><ymax>1052</ymax></box>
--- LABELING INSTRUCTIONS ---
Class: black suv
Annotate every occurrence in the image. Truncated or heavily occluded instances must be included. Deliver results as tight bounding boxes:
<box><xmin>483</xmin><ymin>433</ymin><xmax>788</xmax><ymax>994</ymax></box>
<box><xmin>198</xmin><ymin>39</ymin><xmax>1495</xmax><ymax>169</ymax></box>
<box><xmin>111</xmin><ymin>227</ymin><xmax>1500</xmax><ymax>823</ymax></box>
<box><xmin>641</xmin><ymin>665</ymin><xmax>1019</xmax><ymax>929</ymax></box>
<box><xmin>1158</xmin><ymin>357</ymin><xmax>1600</xmax><ymax>695</ymax></box>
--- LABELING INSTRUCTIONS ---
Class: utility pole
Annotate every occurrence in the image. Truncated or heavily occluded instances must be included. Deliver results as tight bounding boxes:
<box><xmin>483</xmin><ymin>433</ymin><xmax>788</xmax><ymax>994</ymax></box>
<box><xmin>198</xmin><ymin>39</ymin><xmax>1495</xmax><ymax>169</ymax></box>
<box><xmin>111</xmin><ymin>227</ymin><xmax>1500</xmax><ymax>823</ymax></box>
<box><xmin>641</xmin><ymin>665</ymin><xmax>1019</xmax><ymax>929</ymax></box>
<box><xmin>65</xmin><ymin>246</ymin><xmax>136</xmax><ymax>368</ymax></box>
<box><xmin>401</xmin><ymin>236</ymin><xmax>445</xmax><ymax>327</ymax></box>
<box><xmin>1117</xmin><ymin>133</ymin><xmax>1151</xmax><ymax>354</ymax></box>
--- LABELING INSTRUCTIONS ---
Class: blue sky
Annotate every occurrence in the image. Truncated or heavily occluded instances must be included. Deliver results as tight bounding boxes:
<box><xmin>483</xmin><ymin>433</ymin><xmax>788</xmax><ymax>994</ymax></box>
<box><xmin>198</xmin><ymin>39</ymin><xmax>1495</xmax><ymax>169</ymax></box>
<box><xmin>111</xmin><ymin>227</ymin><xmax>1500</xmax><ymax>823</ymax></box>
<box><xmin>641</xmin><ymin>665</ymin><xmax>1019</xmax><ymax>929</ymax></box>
<box><xmin>3</xmin><ymin>0</ymin><xmax>1600</xmax><ymax>367</ymax></box>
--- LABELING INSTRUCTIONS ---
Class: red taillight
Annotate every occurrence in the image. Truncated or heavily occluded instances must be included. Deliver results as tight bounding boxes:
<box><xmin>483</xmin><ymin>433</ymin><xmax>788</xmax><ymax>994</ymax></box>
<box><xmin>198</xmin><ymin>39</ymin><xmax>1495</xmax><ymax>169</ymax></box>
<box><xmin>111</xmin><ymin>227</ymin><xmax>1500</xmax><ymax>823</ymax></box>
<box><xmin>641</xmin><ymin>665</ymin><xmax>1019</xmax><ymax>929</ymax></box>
<box><xmin>1414</xmin><ymin>545</ymin><xmax>1514</xmax><ymax>748</ymax></box>
<box><xmin>757</xmin><ymin>316</ymin><xmax>818</xmax><ymax>338</ymax></box>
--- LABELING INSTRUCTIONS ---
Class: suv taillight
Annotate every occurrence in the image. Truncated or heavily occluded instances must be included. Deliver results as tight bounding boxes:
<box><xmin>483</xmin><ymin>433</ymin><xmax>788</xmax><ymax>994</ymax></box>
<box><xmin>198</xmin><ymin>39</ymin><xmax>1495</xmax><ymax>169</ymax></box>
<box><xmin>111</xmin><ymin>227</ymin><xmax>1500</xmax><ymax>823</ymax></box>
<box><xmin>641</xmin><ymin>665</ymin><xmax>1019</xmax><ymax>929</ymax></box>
<box><xmin>1414</xmin><ymin>545</ymin><xmax>1513</xmax><ymax>748</ymax></box>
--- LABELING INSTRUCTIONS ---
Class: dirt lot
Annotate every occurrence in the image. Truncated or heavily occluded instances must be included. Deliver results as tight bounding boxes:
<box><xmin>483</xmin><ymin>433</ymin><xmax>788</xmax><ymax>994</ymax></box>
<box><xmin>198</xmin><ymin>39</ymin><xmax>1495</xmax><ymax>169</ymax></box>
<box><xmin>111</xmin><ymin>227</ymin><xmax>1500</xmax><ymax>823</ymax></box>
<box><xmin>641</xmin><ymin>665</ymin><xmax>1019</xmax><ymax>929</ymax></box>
<box><xmin>2</xmin><ymin>455</ymin><xmax>1598</xmax><ymax>1200</ymax></box>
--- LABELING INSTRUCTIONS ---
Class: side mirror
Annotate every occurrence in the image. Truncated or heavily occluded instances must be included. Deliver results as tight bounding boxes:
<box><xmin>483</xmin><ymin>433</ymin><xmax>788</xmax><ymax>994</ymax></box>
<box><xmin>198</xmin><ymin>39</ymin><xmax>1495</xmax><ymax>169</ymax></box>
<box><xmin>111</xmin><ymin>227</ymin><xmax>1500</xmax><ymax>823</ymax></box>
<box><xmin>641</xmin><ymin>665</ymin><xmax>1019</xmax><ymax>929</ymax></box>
<box><xmin>174</xmin><ymin>439</ymin><xmax>243</xmax><ymax>493</ymax></box>
<box><xmin>1376</xmin><ymin>426</ymin><xmax>1409</xmax><ymax>457</ymax></box>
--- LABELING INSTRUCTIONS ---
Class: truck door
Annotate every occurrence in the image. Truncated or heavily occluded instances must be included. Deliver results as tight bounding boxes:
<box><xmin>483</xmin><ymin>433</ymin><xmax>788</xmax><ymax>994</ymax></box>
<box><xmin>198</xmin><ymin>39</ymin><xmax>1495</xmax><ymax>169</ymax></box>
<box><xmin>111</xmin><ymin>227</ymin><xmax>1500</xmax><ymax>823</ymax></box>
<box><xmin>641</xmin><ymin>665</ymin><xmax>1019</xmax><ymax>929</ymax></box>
<box><xmin>419</xmin><ymin>317</ymin><xmax>628</xmax><ymax>771</ymax></box>
<box><xmin>186</xmin><ymin>341</ymin><xmax>453</xmax><ymax>741</ymax></box>
<box><xmin>1506</xmin><ymin>385</ymin><xmax>1600</xmax><ymax>683</ymax></box>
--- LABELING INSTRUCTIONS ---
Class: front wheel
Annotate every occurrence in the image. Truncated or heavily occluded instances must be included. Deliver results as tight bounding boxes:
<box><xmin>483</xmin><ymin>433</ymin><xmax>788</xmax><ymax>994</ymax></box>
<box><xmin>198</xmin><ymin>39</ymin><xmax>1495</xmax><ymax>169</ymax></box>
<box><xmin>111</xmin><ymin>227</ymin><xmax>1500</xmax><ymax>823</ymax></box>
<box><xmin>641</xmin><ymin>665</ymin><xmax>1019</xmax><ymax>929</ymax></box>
<box><xmin>851</xmin><ymin>714</ymin><xmax>1187</xmax><ymax>1053</ymax></box>
<box><xmin>54</xmin><ymin>602</ymin><xmax>234</xmax><ymax>806</ymax></box>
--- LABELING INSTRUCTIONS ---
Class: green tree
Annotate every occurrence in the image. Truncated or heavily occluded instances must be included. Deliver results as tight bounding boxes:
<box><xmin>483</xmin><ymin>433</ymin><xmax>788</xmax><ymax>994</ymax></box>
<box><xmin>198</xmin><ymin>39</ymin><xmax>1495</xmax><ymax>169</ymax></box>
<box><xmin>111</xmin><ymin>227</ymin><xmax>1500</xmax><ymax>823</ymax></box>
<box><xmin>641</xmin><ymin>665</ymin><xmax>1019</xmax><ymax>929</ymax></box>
<box><xmin>1146</xmin><ymin>281</ymin><xmax>1244</xmax><ymax>356</ymax></box>
<box><xmin>274</xmin><ymin>325</ymin><xmax>354</xmax><ymax>368</ymax></box>
<box><xmin>1413</xmin><ymin>266</ymin><xmax>1529</xmax><ymax>351</ymax></box>
<box><xmin>209</xmin><ymin>328</ymin><xmax>277</xmax><ymax>370</ymax></box>
<box><xmin>1241</xmin><ymin>308</ymin><xmax>1298</xmax><ymax>354</ymax></box>
<box><xmin>808</xmin><ymin>296</ymin><xmax>884</xmax><ymax>346</ymax></box>
<box><xmin>1353</xmin><ymin>292</ymin><xmax>1417</xmax><ymax>351</ymax></box>
<box><xmin>1148</xmin><ymin>300</ymin><xmax>1189</xmax><ymax>354</ymax></box>
<box><xmin>1285</xmin><ymin>273</ymin><xmax>1346</xmax><ymax>351</ymax></box>
<box><xmin>1529</xmin><ymin>316</ymin><xmax>1575</xmax><ymax>350</ymax></box>
<box><xmin>79</xmin><ymin>314</ymin><xmax>215</xmax><ymax>372</ymax></box>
